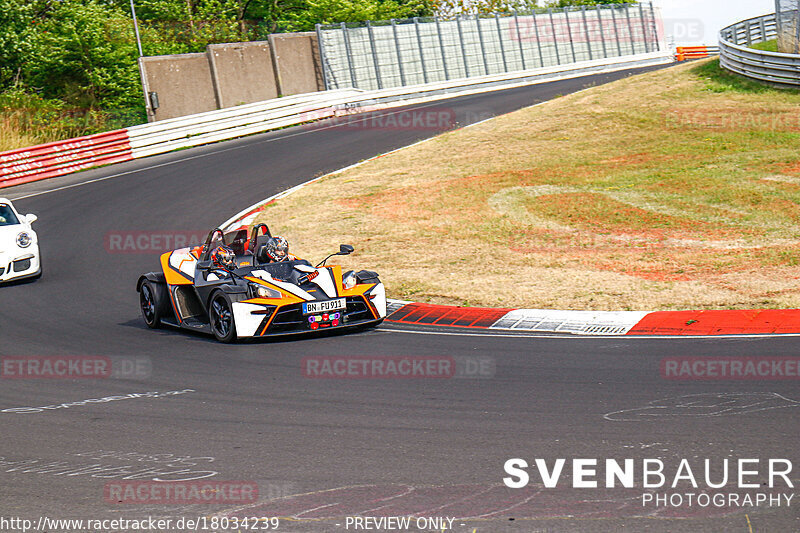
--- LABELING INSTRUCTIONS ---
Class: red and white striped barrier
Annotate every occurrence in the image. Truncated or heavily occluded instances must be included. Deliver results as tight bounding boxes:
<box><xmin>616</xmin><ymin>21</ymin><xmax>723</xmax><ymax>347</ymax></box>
<box><xmin>0</xmin><ymin>130</ymin><xmax>133</xmax><ymax>188</ymax></box>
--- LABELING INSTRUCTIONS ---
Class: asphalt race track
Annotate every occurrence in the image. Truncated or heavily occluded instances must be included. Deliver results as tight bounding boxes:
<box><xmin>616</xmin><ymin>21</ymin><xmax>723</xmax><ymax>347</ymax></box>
<box><xmin>2</xmin><ymin>66</ymin><xmax>799</xmax><ymax>532</ymax></box>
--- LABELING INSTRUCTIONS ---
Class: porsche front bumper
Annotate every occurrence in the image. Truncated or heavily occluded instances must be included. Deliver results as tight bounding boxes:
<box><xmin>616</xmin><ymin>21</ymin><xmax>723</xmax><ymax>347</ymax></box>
<box><xmin>0</xmin><ymin>246</ymin><xmax>40</xmax><ymax>283</ymax></box>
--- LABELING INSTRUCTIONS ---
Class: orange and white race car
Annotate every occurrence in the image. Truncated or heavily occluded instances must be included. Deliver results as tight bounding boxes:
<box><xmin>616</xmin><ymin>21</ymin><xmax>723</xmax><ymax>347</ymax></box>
<box><xmin>136</xmin><ymin>224</ymin><xmax>386</xmax><ymax>342</ymax></box>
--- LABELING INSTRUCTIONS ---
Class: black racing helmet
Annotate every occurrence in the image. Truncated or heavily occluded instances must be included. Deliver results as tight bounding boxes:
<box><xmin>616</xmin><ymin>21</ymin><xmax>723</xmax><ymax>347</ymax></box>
<box><xmin>211</xmin><ymin>244</ymin><xmax>236</xmax><ymax>270</ymax></box>
<box><xmin>265</xmin><ymin>236</ymin><xmax>289</xmax><ymax>262</ymax></box>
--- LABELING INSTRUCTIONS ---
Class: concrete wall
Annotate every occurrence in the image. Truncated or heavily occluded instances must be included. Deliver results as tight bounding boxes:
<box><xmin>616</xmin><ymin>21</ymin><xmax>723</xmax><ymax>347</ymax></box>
<box><xmin>140</xmin><ymin>32</ymin><xmax>324</xmax><ymax>122</ymax></box>
<box><xmin>269</xmin><ymin>32</ymin><xmax>325</xmax><ymax>96</ymax></box>
<box><xmin>140</xmin><ymin>53</ymin><xmax>218</xmax><ymax>121</ymax></box>
<box><xmin>207</xmin><ymin>41</ymin><xmax>279</xmax><ymax>108</ymax></box>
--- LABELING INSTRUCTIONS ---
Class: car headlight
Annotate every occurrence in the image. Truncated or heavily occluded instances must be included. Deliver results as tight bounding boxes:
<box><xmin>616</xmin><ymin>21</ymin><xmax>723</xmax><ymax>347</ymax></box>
<box><xmin>251</xmin><ymin>283</ymin><xmax>282</xmax><ymax>299</ymax></box>
<box><xmin>16</xmin><ymin>232</ymin><xmax>32</xmax><ymax>248</ymax></box>
<box><xmin>343</xmin><ymin>271</ymin><xmax>357</xmax><ymax>290</ymax></box>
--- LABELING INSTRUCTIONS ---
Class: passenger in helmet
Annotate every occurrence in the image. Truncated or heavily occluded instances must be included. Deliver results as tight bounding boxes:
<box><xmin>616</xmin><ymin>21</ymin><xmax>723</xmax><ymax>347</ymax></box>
<box><xmin>263</xmin><ymin>236</ymin><xmax>294</xmax><ymax>263</ymax></box>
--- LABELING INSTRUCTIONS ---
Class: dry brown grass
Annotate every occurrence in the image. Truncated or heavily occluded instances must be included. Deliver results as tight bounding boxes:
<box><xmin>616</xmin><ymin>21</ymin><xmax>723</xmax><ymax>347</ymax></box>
<box><xmin>0</xmin><ymin>117</ymin><xmax>43</xmax><ymax>153</ymax></box>
<box><xmin>253</xmin><ymin>60</ymin><xmax>800</xmax><ymax>310</ymax></box>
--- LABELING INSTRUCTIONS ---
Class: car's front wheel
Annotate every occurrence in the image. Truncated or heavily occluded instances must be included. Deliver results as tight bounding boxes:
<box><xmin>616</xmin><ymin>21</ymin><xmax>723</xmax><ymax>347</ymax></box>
<box><xmin>209</xmin><ymin>292</ymin><xmax>237</xmax><ymax>343</ymax></box>
<box><xmin>140</xmin><ymin>280</ymin><xmax>167</xmax><ymax>329</ymax></box>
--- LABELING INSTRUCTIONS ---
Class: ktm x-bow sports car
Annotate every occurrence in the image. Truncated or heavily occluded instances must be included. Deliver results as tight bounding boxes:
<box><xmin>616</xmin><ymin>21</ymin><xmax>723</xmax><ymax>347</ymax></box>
<box><xmin>136</xmin><ymin>224</ymin><xmax>386</xmax><ymax>342</ymax></box>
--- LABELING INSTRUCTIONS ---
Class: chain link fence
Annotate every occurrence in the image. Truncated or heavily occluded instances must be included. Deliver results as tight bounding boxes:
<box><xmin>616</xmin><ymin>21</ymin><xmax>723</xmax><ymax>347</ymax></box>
<box><xmin>776</xmin><ymin>0</ymin><xmax>800</xmax><ymax>53</ymax></box>
<box><xmin>316</xmin><ymin>2</ymin><xmax>661</xmax><ymax>91</ymax></box>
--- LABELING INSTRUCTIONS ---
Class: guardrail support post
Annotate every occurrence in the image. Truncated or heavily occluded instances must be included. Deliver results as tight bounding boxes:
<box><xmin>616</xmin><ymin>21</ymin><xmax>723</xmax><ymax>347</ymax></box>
<box><xmin>581</xmin><ymin>6</ymin><xmax>593</xmax><ymax>61</ymax></box>
<box><xmin>795</xmin><ymin>12</ymin><xmax>800</xmax><ymax>53</ymax></box>
<box><xmin>514</xmin><ymin>11</ymin><xmax>527</xmax><ymax>69</ymax></box>
<box><xmin>341</xmin><ymin>22</ymin><xmax>357</xmax><ymax>89</ymax></box>
<box><xmin>315</xmin><ymin>24</ymin><xmax>331</xmax><ymax>91</ymax></box>
<box><xmin>564</xmin><ymin>8</ymin><xmax>577</xmax><ymax>62</ymax></box>
<box><xmin>624</xmin><ymin>3</ymin><xmax>635</xmax><ymax>54</ymax></box>
<box><xmin>456</xmin><ymin>15</ymin><xmax>471</xmax><ymax>78</ymax></box>
<box><xmin>366</xmin><ymin>21</ymin><xmax>383</xmax><ymax>90</ymax></box>
<box><xmin>648</xmin><ymin>1</ymin><xmax>660</xmax><ymax>51</ymax></box>
<box><xmin>414</xmin><ymin>18</ymin><xmax>429</xmax><ymax>84</ymax></box>
<box><xmin>435</xmin><ymin>18</ymin><xmax>450</xmax><ymax>81</ymax></box>
<box><xmin>638</xmin><ymin>3</ymin><xmax>650</xmax><ymax>53</ymax></box>
<box><xmin>391</xmin><ymin>20</ymin><xmax>407</xmax><ymax>86</ymax></box>
<box><xmin>476</xmin><ymin>15</ymin><xmax>490</xmax><ymax>75</ymax></box>
<box><xmin>548</xmin><ymin>9</ymin><xmax>562</xmax><ymax>65</ymax></box>
<box><xmin>531</xmin><ymin>11</ymin><xmax>545</xmax><ymax>67</ymax></box>
<box><xmin>596</xmin><ymin>5</ymin><xmax>608</xmax><ymax>58</ymax></box>
<box><xmin>494</xmin><ymin>14</ymin><xmax>509</xmax><ymax>72</ymax></box>
<box><xmin>610</xmin><ymin>5</ymin><xmax>623</xmax><ymax>56</ymax></box>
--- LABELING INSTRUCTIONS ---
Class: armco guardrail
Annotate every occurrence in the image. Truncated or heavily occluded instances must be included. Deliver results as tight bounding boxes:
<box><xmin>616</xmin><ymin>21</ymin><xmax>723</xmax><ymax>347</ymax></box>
<box><xmin>674</xmin><ymin>46</ymin><xmax>719</xmax><ymax>61</ymax></box>
<box><xmin>0</xmin><ymin>49</ymin><xmax>670</xmax><ymax>190</ymax></box>
<box><xmin>719</xmin><ymin>13</ymin><xmax>800</xmax><ymax>88</ymax></box>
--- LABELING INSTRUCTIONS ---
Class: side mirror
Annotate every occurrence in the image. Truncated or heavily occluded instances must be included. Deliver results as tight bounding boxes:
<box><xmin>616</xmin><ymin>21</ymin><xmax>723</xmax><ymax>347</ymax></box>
<box><xmin>25</xmin><ymin>214</ymin><xmax>37</xmax><ymax>224</ymax></box>
<box><xmin>339</xmin><ymin>244</ymin><xmax>354</xmax><ymax>255</ymax></box>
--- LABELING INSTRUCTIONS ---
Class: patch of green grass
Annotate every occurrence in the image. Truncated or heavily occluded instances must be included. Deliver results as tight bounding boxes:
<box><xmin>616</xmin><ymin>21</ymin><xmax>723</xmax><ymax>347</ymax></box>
<box><xmin>691</xmin><ymin>58</ymin><xmax>798</xmax><ymax>94</ymax></box>
<box><xmin>751</xmin><ymin>39</ymin><xmax>778</xmax><ymax>52</ymax></box>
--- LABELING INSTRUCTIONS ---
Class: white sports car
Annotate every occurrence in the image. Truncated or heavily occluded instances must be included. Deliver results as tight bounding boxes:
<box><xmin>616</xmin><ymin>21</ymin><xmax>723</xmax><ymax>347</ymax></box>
<box><xmin>0</xmin><ymin>198</ymin><xmax>41</xmax><ymax>283</ymax></box>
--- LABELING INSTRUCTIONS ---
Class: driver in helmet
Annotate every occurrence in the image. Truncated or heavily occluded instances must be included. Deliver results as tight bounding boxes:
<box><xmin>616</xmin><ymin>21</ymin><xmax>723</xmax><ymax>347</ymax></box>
<box><xmin>210</xmin><ymin>244</ymin><xmax>236</xmax><ymax>274</ymax></box>
<box><xmin>264</xmin><ymin>236</ymin><xmax>296</xmax><ymax>263</ymax></box>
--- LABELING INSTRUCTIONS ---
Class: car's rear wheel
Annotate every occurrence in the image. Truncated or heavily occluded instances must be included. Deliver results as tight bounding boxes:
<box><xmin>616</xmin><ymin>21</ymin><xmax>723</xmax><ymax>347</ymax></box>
<box><xmin>209</xmin><ymin>292</ymin><xmax>237</xmax><ymax>343</ymax></box>
<box><xmin>140</xmin><ymin>280</ymin><xmax>167</xmax><ymax>329</ymax></box>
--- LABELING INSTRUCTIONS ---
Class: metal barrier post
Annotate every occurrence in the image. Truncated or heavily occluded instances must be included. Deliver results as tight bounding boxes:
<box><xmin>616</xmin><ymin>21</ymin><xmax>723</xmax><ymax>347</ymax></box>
<box><xmin>548</xmin><ymin>9</ymin><xmax>562</xmax><ymax>65</ymax></box>
<box><xmin>638</xmin><ymin>3</ymin><xmax>650</xmax><ymax>53</ymax></box>
<box><xmin>582</xmin><ymin>6</ymin><xmax>593</xmax><ymax>60</ymax></box>
<box><xmin>341</xmin><ymin>22</ymin><xmax>357</xmax><ymax>88</ymax></box>
<box><xmin>795</xmin><ymin>10</ymin><xmax>800</xmax><ymax>53</ymax></box>
<box><xmin>366</xmin><ymin>21</ymin><xmax>383</xmax><ymax>89</ymax></box>
<box><xmin>391</xmin><ymin>20</ymin><xmax>407</xmax><ymax>86</ymax></box>
<box><xmin>610</xmin><ymin>5</ymin><xmax>623</xmax><ymax>56</ymax></box>
<box><xmin>494</xmin><ymin>14</ymin><xmax>509</xmax><ymax>72</ymax></box>
<box><xmin>476</xmin><ymin>15</ymin><xmax>490</xmax><ymax>75</ymax></box>
<box><xmin>564</xmin><ymin>8</ymin><xmax>577</xmax><ymax>62</ymax></box>
<box><xmin>315</xmin><ymin>24</ymin><xmax>330</xmax><ymax>90</ymax></box>
<box><xmin>435</xmin><ymin>18</ymin><xmax>450</xmax><ymax>80</ymax></box>
<box><xmin>624</xmin><ymin>3</ymin><xmax>635</xmax><ymax>54</ymax></box>
<box><xmin>532</xmin><ymin>10</ymin><xmax>545</xmax><ymax>67</ymax></box>
<box><xmin>456</xmin><ymin>15</ymin><xmax>471</xmax><ymax>77</ymax></box>
<box><xmin>513</xmin><ymin>11</ymin><xmax>527</xmax><ymax>69</ymax></box>
<box><xmin>648</xmin><ymin>1</ymin><xmax>660</xmax><ymax>51</ymax></box>
<box><xmin>596</xmin><ymin>5</ymin><xmax>608</xmax><ymax>58</ymax></box>
<box><xmin>414</xmin><ymin>18</ymin><xmax>429</xmax><ymax>83</ymax></box>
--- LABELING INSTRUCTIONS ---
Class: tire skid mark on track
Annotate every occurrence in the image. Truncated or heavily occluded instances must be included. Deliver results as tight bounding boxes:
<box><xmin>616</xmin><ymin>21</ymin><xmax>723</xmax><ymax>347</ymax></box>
<box><xmin>214</xmin><ymin>482</ymin><xmax>748</xmax><ymax>522</ymax></box>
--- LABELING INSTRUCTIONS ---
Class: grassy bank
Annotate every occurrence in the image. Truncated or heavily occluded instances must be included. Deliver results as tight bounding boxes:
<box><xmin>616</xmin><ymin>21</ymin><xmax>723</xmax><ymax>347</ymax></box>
<box><xmin>254</xmin><ymin>59</ymin><xmax>800</xmax><ymax>311</ymax></box>
<box><xmin>0</xmin><ymin>91</ymin><xmax>144</xmax><ymax>152</ymax></box>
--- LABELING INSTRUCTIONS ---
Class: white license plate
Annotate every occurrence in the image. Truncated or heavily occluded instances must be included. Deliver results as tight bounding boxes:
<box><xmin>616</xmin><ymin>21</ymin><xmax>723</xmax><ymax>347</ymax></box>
<box><xmin>303</xmin><ymin>298</ymin><xmax>346</xmax><ymax>315</ymax></box>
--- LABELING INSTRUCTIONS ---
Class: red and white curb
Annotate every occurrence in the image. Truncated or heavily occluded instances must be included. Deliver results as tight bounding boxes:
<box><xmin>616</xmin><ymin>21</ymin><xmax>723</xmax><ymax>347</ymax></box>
<box><xmin>385</xmin><ymin>300</ymin><xmax>800</xmax><ymax>336</ymax></box>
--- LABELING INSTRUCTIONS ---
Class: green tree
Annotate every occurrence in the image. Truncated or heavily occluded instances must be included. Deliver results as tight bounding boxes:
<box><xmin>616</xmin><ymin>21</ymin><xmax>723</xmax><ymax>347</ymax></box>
<box><xmin>0</xmin><ymin>0</ymin><xmax>43</xmax><ymax>88</ymax></box>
